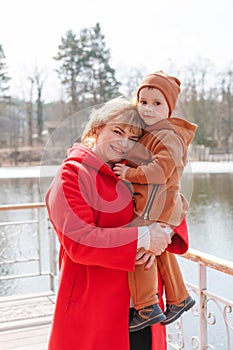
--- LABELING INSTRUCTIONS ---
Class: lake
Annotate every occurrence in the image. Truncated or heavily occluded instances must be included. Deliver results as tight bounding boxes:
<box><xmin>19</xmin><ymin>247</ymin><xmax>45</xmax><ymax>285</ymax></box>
<box><xmin>0</xmin><ymin>163</ymin><xmax>233</xmax><ymax>298</ymax></box>
<box><xmin>1</xmin><ymin>163</ymin><xmax>233</xmax><ymax>259</ymax></box>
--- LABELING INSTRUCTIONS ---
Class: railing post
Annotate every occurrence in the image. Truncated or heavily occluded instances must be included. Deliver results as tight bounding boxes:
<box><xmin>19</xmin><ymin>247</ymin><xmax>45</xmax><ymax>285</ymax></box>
<box><xmin>198</xmin><ymin>262</ymin><xmax>207</xmax><ymax>348</ymax></box>
<box><xmin>48</xmin><ymin>218</ymin><xmax>57</xmax><ymax>293</ymax></box>
<box><xmin>37</xmin><ymin>207</ymin><xmax>42</xmax><ymax>275</ymax></box>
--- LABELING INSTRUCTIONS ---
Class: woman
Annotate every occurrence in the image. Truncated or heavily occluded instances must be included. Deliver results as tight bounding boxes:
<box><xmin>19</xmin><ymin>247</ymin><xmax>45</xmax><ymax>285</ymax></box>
<box><xmin>45</xmin><ymin>97</ymin><xmax>188</xmax><ymax>350</ymax></box>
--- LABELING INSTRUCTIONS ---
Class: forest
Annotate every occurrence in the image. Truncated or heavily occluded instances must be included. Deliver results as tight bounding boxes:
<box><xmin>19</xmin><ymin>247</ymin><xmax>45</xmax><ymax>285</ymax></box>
<box><xmin>0</xmin><ymin>23</ymin><xmax>232</xmax><ymax>166</ymax></box>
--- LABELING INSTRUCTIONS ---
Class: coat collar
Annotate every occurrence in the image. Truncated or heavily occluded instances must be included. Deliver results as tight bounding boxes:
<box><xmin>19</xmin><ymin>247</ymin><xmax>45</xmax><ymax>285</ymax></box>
<box><xmin>65</xmin><ymin>143</ymin><xmax>116</xmax><ymax>177</ymax></box>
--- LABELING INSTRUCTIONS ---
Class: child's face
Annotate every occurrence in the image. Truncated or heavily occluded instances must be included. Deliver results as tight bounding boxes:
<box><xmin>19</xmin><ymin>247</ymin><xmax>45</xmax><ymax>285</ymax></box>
<box><xmin>137</xmin><ymin>87</ymin><xmax>170</xmax><ymax>126</ymax></box>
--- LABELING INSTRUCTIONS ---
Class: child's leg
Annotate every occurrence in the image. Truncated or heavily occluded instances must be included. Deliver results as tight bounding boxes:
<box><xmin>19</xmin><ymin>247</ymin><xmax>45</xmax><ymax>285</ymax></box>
<box><xmin>128</xmin><ymin>260</ymin><xmax>166</xmax><ymax>332</ymax></box>
<box><xmin>157</xmin><ymin>251</ymin><xmax>188</xmax><ymax>305</ymax></box>
<box><xmin>128</xmin><ymin>261</ymin><xmax>159</xmax><ymax>310</ymax></box>
<box><xmin>157</xmin><ymin>250</ymin><xmax>196</xmax><ymax>326</ymax></box>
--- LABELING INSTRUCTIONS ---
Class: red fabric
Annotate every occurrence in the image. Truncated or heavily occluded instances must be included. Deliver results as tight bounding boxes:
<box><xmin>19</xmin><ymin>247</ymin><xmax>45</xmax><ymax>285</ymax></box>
<box><xmin>151</xmin><ymin>271</ymin><xmax>167</xmax><ymax>349</ymax></box>
<box><xmin>45</xmin><ymin>144</ymin><xmax>189</xmax><ymax>350</ymax></box>
<box><xmin>151</xmin><ymin>218</ymin><xmax>189</xmax><ymax>349</ymax></box>
<box><xmin>167</xmin><ymin>217</ymin><xmax>189</xmax><ymax>254</ymax></box>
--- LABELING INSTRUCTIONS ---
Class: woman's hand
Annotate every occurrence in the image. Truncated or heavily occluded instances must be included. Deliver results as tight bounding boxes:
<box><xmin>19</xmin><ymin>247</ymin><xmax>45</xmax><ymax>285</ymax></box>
<box><xmin>135</xmin><ymin>248</ymin><xmax>155</xmax><ymax>270</ymax></box>
<box><xmin>148</xmin><ymin>222</ymin><xmax>172</xmax><ymax>255</ymax></box>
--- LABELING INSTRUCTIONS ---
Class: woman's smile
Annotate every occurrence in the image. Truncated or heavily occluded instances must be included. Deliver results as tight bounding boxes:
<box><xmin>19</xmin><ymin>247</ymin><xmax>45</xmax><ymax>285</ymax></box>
<box><xmin>111</xmin><ymin>145</ymin><xmax>125</xmax><ymax>154</ymax></box>
<box><xmin>93</xmin><ymin>124</ymin><xmax>140</xmax><ymax>162</ymax></box>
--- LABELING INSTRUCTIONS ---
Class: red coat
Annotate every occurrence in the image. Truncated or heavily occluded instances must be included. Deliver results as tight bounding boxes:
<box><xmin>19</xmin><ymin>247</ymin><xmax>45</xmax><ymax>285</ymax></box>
<box><xmin>45</xmin><ymin>144</ymin><xmax>188</xmax><ymax>350</ymax></box>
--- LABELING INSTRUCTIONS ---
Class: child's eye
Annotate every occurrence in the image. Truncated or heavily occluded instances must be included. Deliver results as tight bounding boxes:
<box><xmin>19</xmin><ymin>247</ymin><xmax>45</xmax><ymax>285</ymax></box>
<box><xmin>129</xmin><ymin>138</ymin><xmax>139</xmax><ymax>143</ymax></box>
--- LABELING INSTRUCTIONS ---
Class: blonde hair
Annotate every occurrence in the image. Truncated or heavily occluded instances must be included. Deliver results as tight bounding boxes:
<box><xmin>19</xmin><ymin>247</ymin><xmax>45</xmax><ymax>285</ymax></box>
<box><xmin>82</xmin><ymin>97</ymin><xmax>144</xmax><ymax>146</ymax></box>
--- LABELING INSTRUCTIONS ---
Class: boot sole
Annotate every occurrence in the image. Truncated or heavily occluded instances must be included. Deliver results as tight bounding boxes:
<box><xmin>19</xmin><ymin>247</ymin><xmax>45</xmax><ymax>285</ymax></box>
<box><xmin>161</xmin><ymin>298</ymin><xmax>196</xmax><ymax>326</ymax></box>
<box><xmin>129</xmin><ymin>313</ymin><xmax>166</xmax><ymax>332</ymax></box>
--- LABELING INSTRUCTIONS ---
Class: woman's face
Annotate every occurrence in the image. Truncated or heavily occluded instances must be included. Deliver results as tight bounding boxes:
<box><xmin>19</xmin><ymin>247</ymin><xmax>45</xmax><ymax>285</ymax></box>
<box><xmin>93</xmin><ymin>123</ymin><xmax>141</xmax><ymax>163</ymax></box>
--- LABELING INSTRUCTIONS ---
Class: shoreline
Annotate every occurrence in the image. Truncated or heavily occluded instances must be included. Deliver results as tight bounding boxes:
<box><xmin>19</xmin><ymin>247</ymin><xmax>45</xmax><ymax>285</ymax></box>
<box><xmin>0</xmin><ymin>161</ymin><xmax>233</xmax><ymax>179</ymax></box>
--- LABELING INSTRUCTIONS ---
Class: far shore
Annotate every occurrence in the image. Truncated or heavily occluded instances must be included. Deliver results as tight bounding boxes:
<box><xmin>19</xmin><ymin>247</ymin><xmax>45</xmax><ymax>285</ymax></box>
<box><xmin>0</xmin><ymin>161</ymin><xmax>233</xmax><ymax>179</ymax></box>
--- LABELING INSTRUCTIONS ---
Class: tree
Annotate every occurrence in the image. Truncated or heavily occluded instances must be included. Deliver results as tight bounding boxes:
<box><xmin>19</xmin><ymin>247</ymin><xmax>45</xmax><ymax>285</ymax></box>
<box><xmin>34</xmin><ymin>68</ymin><xmax>46</xmax><ymax>144</ymax></box>
<box><xmin>54</xmin><ymin>23</ymin><xmax>121</xmax><ymax>112</ymax></box>
<box><xmin>0</xmin><ymin>44</ymin><xmax>11</xmax><ymax>101</ymax></box>
<box><xmin>54</xmin><ymin>30</ymin><xmax>81</xmax><ymax>113</ymax></box>
<box><xmin>26</xmin><ymin>77</ymin><xmax>34</xmax><ymax>147</ymax></box>
<box><xmin>78</xmin><ymin>23</ymin><xmax>121</xmax><ymax>105</ymax></box>
<box><xmin>182</xmin><ymin>59</ymin><xmax>214</xmax><ymax>146</ymax></box>
<box><xmin>121</xmin><ymin>67</ymin><xmax>145</xmax><ymax>98</ymax></box>
<box><xmin>219</xmin><ymin>68</ymin><xmax>233</xmax><ymax>152</ymax></box>
<box><xmin>0</xmin><ymin>44</ymin><xmax>11</xmax><ymax>150</ymax></box>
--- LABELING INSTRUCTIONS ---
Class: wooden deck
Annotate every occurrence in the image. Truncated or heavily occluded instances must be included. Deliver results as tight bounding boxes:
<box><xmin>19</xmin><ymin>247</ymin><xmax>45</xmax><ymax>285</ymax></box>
<box><xmin>0</xmin><ymin>292</ymin><xmax>55</xmax><ymax>350</ymax></box>
<box><xmin>0</xmin><ymin>324</ymin><xmax>51</xmax><ymax>350</ymax></box>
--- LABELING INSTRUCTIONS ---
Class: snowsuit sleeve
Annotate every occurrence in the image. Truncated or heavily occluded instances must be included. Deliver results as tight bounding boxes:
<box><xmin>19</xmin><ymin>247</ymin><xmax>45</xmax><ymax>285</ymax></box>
<box><xmin>125</xmin><ymin>130</ymin><xmax>185</xmax><ymax>185</ymax></box>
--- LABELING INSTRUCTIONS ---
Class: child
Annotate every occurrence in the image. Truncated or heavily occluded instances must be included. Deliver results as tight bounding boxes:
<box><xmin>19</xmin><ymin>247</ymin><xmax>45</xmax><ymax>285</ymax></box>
<box><xmin>113</xmin><ymin>71</ymin><xmax>197</xmax><ymax>332</ymax></box>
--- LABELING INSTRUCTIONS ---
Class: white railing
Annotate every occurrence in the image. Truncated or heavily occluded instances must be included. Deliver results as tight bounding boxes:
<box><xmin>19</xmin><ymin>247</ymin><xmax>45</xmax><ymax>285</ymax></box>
<box><xmin>0</xmin><ymin>203</ymin><xmax>58</xmax><ymax>295</ymax></box>
<box><xmin>0</xmin><ymin>203</ymin><xmax>233</xmax><ymax>348</ymax></box>
<box><xmin>167</xmin><ymin>250</ymin><xmax>233</xmax><ymax>349</ymax></box>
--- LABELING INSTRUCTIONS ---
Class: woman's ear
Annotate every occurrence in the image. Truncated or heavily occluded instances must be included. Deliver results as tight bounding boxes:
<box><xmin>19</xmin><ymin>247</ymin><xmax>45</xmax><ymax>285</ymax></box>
<box><xmin>95</xmin><ymin>127</ymin><xmax>102</xmax><ymax>136</ymax></box>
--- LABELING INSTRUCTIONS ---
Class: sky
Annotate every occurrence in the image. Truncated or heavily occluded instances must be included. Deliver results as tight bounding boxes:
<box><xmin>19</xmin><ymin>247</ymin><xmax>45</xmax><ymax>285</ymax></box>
<box><xmin>0</xmin><ymin>0</ymin><xmax>233</xmax><ymax>101</ymax></box>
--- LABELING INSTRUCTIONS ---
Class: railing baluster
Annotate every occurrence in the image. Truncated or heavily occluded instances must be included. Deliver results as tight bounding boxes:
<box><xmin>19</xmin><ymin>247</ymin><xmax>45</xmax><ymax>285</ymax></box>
<box><xmin>198</xmin><ymin>262</ymin><xmax>208</xmax><ymax>348</ymax></box>
<box><xmin>48</xmin><ymin>218</ymin><xmax>57</xmax><ymax>293</ymax></box>
<box><xmin>37</xmin><ymin>207</ymin><xmax>42</xmax><ymax>275</ymax></box>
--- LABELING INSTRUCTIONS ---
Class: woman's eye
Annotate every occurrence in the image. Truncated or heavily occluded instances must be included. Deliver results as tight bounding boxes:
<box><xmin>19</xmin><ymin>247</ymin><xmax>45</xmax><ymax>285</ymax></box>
<box><xmin>113</xmin><ymin>129</ymin><xmax>122</xmax><ymax>135</ymax></box>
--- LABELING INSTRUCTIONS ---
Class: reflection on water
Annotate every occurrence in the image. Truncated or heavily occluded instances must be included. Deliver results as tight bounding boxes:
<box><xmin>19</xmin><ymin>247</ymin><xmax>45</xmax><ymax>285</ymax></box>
<box><xmin>187</xmin><ymin>173</ymin><xmax>233</xmax><ymax>261</ymax></box>
<box><xmin>0</xmin><ymin>177</ymin><xmax>51</xmax><ymax>204</ymax></box>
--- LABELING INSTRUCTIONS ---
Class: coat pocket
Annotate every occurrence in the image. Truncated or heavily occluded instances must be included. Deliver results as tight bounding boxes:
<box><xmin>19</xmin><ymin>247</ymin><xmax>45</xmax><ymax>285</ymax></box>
<box><xmin>66</xmin><ymin>273</ymin><xmax>77</xmax><ymax>311</ymax></box>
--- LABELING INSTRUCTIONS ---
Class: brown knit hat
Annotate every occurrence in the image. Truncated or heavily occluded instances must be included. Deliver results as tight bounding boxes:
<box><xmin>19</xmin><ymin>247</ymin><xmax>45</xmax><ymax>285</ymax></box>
<box><xmin>136</xmin><ymin>71</ymin><xmax>181</xmax><ymax>116</ymax></box>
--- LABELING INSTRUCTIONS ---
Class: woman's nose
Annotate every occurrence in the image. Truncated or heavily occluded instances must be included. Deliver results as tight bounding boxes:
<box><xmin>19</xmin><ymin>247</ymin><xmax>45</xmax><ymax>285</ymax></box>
<box><xmin>119</xmin><ymin>137</ymin><xmax>130</xmax><ymax>149</ymax></box>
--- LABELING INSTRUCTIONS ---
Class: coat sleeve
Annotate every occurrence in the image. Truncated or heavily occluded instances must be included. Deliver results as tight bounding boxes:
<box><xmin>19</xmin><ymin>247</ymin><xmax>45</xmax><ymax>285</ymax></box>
<box><xmin>166</xmin><ymin>217</ymin><xmax>189</xmax><ymax>255</ymax></box>
<box><xmin>125</xmin><ymin>130</ymin><xmax>184</xmax><ymax>184</ymax></box>
<box><xmin>45</xmin><ymin>162</ymin><xmax>138</xmax><ymax>272</ymax></box>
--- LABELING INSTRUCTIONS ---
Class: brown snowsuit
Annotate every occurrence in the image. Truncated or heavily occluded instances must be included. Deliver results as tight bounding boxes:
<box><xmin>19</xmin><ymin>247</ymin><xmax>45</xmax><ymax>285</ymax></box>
<box><xmin>125</xmin><ymin>117</ymin><xmax>197</xmax><ymax>309</ymax></box>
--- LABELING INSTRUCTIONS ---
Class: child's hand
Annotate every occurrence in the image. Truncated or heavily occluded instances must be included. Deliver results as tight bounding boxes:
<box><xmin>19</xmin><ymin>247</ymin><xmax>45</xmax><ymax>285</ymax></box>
<box><xmin>113</xmin><ymin>163</ymin><xmax>129</xmax><ymax>179</ymax></box>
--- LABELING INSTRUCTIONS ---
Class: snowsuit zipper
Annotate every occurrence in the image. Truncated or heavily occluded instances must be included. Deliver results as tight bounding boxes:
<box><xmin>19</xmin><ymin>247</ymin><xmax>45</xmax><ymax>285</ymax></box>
<box><xmin>142</xmin><ymin>184</ymin><xmax>159</xmax><ymax>220</ymax></box>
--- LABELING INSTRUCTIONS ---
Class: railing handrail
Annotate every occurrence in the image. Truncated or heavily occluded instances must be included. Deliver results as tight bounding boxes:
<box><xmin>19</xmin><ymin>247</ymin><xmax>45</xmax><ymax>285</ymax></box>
<box><xmin>0</xmin><ymin>202</ymin><xmax>46</xmax><ymax>211</ymax></box>
<box><xmin>183</xmin><ymin>248</ymin><xmax>233</xmax><ymax>276</ymax></box>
